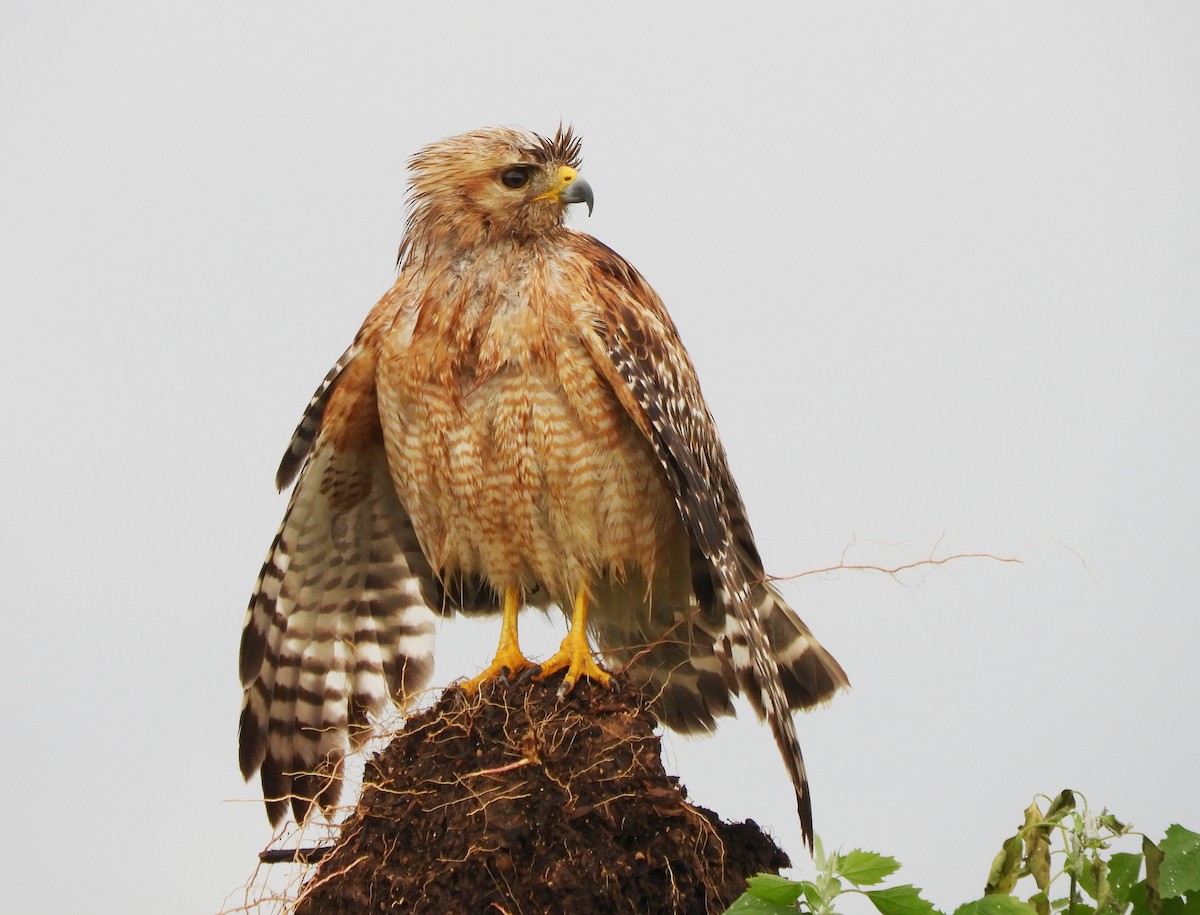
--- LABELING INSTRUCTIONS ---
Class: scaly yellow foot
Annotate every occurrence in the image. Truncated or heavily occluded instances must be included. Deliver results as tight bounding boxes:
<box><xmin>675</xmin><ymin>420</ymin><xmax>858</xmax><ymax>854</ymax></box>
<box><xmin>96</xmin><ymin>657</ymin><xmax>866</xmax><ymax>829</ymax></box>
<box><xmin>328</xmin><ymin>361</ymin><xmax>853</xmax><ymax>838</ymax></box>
<box><xmin>534</xmin><ymin>587</ymin><xmax>613</xmax><ymax>696</ymax></box>
<box><xmin>459</xmin><ymin>587</ymin><xmax>535</xmax><ymax>693</ymax></box>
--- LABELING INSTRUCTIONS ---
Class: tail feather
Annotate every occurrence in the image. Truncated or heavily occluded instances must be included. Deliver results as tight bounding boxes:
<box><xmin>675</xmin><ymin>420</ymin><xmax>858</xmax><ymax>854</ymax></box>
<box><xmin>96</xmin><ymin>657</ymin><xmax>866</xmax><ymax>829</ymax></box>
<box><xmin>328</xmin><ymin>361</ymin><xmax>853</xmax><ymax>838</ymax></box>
<box><xmin>717</xmin><ymin>556</ymin><xmax>821</xmax><ymax>849</ymax></box>
<box><xmin>591</xmin><ymin>550</ymin><xmax>848</xmax><ymax>851</ymax></box>
<box><xmin>744</xmin><ymin>579</ymin><xmax>848</xmax><ymax>711</ymax></box>
<box><xmin>591</xmin><ymin>546</ymin><xmax>847</xmax><ymax>851</ymax></box>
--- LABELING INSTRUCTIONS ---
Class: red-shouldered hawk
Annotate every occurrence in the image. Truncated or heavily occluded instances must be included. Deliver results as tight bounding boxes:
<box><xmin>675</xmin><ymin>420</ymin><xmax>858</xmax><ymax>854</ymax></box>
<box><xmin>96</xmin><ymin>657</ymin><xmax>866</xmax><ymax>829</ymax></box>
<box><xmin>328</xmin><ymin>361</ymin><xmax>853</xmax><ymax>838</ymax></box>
<box><xmin>239</xmin><ymin>126</ymin><xmax>848</xmax><ymax>845</ymax></box>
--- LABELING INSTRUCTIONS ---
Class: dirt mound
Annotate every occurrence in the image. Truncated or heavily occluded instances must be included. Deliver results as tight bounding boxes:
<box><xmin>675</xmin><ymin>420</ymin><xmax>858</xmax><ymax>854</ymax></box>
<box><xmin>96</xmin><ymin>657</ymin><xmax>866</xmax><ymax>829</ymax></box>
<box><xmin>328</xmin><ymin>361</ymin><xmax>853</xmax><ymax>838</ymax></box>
<box><xmin>293</xmin><ymin>673</ymin><xmax>789</xmax><ymax>914</ymax></box>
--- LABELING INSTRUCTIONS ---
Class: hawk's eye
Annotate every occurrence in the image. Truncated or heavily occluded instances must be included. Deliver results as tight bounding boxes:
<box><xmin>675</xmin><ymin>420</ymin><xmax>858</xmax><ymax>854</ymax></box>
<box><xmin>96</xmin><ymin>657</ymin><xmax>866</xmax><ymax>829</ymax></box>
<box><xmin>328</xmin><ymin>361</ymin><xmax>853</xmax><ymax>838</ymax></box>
<box><xmin>500</xmin><ymin>166</ymin><xmax>533</xmax><ymax>189</ymax></box>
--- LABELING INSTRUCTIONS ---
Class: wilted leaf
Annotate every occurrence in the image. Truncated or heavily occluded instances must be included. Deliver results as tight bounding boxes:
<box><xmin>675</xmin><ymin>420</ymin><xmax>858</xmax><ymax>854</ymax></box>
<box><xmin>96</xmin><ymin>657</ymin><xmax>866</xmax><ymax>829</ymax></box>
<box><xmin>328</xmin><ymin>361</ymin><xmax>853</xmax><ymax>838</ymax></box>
<box><xmin>1030</xmin><ymin>891</ymin><xmax>1050</xmax><ymax>915</ymax></box>
<box><xmin>1092</xmin><ymin>855</ymin><xmax>1116</xmax><ymax>914</ymax></box>
<box><xmin>987</xmin><ymin>836</ymin><xmax>1024</xmax><ymax>895</ymax></box>
<box><xmin>1160</xmin><ymin>826</ymin><xmax>1200</xmax><ymax>899</ymax></box>
<box><xmin>1099</xmin><ymin>814</ymin><xmax>1132</xmax><ymax>837</ymax></box>
<box><xmin>838</xmin><ymin>849</ymin><xmax>902</xmax><ymax>886</ymax></box>
<box><xmin>746</xmin><ymin>874</ymin><xmax>807</xmax><ymax>905</ymax></box>
<box><xmin>865</xmin><ymin>884</ymin><xmax>939</xmax><ymax>915</ymax></box>
<box><xmin>1046</xmin><ymin>791</ymin><xmax>1078</xmax><ymax>821</ymax></box>
<box><xmin>1025</xmin><ymin>803</ymin><xmax>1053</xmax><ymax>892</ymax></box>
<box><xmin>1147</xmin><ymin>837</ymin><xmax>1167</xmax><ymax>915</ymax></box>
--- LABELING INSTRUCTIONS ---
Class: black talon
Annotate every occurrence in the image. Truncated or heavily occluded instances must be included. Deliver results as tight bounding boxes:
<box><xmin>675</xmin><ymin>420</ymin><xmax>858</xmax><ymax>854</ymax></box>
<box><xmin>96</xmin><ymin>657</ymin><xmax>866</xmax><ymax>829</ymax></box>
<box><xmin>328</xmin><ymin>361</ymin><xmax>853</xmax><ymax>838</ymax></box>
<box><xmin>517</xmin><ymin>664</ymin><xmax>543</xmax><ymax>685</ymax></box>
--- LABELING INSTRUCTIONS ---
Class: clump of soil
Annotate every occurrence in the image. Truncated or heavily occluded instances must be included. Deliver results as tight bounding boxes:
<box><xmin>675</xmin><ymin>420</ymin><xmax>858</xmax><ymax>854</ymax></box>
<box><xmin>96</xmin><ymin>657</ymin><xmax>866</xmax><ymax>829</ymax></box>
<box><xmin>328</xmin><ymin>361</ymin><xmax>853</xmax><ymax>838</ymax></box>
<box><xmin>294</xmin><ymin>673</ymin><xmax>789</xmax><ymax>914</ymax></box>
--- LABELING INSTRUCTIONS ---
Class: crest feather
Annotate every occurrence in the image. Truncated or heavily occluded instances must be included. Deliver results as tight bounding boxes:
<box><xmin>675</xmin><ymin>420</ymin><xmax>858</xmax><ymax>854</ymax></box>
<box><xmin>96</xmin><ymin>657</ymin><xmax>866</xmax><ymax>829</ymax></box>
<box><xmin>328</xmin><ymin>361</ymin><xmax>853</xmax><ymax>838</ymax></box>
<box><xmin>526</xmin><ymin>124</ymin><xmax>582</xmax><ymax>169</ymax></box>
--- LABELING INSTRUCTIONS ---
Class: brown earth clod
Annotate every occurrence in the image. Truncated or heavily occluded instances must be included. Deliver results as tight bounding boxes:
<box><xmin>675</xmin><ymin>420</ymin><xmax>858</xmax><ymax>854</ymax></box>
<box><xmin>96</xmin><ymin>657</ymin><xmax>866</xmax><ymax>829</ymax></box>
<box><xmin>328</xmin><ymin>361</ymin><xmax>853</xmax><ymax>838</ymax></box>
<box><xmin>293</xmin><ymin>673</ymin><xmax>789</xmax><ymax>915</ymax></box>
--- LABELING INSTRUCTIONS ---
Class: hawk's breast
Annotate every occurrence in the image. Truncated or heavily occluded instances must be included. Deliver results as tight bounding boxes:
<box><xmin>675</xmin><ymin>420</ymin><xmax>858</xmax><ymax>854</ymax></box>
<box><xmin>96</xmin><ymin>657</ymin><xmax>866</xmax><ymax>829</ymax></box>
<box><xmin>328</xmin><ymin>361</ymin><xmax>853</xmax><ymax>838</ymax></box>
<box><xmin>375</xmin><ymin>260</ymin><xmax>680</xmax><ymax>606</ymax></box>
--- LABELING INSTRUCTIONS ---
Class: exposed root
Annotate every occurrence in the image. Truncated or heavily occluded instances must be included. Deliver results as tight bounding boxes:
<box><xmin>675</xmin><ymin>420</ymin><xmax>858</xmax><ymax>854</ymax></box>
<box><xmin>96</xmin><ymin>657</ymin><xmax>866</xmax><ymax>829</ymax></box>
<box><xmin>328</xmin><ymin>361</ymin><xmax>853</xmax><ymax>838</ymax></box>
<box><xmin>770</xmin><ymin>535</ymin><xmax>1022</xmax><ymax>585</ymax></box>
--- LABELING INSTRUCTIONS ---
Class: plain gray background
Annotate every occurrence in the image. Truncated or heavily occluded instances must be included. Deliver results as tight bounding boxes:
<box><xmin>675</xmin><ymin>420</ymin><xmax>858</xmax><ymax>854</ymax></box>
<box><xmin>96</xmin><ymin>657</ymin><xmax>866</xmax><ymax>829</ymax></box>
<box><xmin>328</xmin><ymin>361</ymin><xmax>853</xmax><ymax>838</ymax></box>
<box><xmin>3</xmin><ymin>3</ymin><xmax>1197</xmax><ymax>912</ymax></box>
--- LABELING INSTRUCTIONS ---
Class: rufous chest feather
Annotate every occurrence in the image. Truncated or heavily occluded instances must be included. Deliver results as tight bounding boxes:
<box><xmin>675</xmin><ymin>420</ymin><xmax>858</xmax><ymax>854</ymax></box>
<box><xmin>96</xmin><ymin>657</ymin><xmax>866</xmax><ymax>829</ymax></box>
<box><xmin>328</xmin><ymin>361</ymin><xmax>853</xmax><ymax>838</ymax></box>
<box><xmin>374</xmin><ymin>262</ymin><xmax>677</xmax><ymax>594</ymax></box>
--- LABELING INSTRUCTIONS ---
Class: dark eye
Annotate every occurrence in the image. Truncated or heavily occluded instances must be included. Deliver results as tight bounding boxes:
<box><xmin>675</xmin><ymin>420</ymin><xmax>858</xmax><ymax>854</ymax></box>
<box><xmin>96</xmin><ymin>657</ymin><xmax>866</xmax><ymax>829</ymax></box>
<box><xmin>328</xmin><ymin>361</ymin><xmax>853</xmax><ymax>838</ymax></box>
<box><xmin>500</xmin><ymin>166</ymin><xmax>533</xmax><ymax>189</ymax></box>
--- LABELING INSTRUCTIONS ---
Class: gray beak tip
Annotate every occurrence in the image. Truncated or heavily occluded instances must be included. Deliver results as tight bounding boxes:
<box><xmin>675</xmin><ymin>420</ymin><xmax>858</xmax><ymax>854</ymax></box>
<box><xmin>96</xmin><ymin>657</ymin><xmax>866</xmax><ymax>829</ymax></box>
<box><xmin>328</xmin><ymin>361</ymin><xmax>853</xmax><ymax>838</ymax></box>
<box><xmin>562</xmin><ymin>177</ymin><xmax>594</xmax><ymax>217</ymax></box>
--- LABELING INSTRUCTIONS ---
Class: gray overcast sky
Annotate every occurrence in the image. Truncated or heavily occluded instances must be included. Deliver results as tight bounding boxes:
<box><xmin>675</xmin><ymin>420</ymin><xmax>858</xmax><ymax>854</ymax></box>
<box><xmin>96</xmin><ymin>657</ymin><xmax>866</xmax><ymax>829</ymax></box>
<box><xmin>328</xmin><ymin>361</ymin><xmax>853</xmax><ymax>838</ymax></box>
<box><xmin>3</xmin><ymin>2</ymin><xmax>1198</xmax><ymax>912</ymax></box>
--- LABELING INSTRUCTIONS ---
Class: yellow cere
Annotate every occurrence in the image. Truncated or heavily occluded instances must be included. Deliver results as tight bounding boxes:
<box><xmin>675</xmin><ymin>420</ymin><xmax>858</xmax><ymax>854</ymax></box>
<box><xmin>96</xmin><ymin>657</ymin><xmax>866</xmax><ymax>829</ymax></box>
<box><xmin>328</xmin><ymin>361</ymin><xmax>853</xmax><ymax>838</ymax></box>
<box><xmin>533</xmin><ymin>165</ymin><xmax>579</xmax><ymax>202</ymax></box>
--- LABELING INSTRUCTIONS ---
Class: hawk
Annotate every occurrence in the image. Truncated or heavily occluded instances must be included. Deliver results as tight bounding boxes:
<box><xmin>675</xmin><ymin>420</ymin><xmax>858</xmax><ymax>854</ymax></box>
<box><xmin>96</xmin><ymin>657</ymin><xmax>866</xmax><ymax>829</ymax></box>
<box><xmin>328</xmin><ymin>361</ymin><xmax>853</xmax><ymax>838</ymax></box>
<box><xmin>238</xmin><ymin>126</ymin><xmax>848</xmax><ymax>845</ymax></box>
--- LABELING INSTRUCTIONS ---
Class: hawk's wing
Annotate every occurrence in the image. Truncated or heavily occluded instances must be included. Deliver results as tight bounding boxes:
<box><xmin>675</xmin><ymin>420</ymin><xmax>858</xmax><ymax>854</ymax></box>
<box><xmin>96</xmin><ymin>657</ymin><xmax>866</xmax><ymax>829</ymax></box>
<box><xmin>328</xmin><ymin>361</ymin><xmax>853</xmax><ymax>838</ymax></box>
<box><xmin>238</xmin><ymin>330</ymin><xmax>443</xmax><ymax>826</ymax></box>
<box><xmin>572</xmin><ymin>236</ymin><xmax>848</xmax><ymax>848</ymax></box>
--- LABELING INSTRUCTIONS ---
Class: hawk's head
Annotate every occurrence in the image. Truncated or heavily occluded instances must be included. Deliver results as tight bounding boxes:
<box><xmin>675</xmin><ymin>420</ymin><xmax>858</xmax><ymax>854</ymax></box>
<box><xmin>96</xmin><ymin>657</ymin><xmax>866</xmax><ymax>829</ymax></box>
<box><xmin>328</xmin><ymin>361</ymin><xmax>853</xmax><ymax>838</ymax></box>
<box><xmin>404</xmin><ymin>126</ymin><xmax>593</xmax><ymax>251</ymax></box>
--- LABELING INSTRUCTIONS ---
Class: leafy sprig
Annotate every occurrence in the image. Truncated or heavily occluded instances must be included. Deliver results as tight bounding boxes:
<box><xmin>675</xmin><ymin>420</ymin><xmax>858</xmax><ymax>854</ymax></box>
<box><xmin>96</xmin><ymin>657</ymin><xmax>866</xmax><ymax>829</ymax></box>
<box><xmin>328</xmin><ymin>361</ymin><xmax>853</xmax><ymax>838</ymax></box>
<box><xmin>725</xmin><ymin>838</ymin><xmax>934</xmax><ymax>915</ymax></box>
<box><xmin>724</xmin><ymin>791</ymin><xmax>1199</xmax><ymax>915</ymax></box>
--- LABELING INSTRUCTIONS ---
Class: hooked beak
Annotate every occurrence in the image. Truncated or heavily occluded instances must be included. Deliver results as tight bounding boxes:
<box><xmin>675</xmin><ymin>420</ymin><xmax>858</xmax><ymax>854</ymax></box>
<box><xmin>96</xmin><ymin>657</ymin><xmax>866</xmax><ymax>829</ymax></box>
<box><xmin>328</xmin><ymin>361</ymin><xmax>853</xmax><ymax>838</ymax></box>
<box><xmin>536</xmin><ymin>165</ymin><xmax>594</xmax><ymax>216</ymax></box>
<box><xmin>560</xmin><ymin>174</ymin><xmax>594</xmax><ymax>216</ymax></box>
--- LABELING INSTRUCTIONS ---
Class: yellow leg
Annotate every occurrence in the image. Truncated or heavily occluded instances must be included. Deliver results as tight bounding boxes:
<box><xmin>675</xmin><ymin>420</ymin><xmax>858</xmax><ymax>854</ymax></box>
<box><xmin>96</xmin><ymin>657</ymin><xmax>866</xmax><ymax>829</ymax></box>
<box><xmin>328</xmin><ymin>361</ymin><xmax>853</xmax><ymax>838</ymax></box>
<box><xmin>534</xmin><ymin>587</ymin><xmax>612</xmax><ymax>694</ymax></box>
<box><xmin>459</xmin><ymin>587</ymin><xmax>535</xmax><ymax>693</ymax></box>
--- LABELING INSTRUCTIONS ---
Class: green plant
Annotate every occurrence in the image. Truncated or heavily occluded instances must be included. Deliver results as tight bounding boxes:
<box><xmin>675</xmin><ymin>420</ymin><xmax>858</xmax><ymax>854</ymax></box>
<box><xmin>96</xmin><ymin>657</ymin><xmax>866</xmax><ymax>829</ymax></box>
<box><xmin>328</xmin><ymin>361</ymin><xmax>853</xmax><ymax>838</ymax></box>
<box><xmin>724</xmin><ymin>790</ymin><xmax>1200</xmax><ymax>915</ymax></box>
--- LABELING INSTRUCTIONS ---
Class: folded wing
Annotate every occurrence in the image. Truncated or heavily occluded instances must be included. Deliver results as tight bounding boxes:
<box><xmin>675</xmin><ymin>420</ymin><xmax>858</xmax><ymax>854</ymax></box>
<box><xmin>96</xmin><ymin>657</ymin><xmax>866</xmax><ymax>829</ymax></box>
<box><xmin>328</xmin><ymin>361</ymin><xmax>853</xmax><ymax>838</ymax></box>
<box><xmin>571</xmin><ymin>235</ymin><xmax>849</xmax><ymax>848</ymax></box>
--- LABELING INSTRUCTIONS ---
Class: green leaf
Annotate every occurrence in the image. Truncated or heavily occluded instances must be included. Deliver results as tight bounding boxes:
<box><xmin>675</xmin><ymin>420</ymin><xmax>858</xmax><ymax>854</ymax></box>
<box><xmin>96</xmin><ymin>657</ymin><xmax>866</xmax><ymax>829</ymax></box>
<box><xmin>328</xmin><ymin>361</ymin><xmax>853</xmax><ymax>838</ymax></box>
<box><xmin>954</xmin><ymin>896</ymin><xmax>1039</xmax><ymax>915</ymax></box>
<box><xmin>1163</xmin><ymin>896</ymin><xmax>1200</xmax><ymax>915</ymax></box>
<box><xmin>1136</xmin><ymin>890</ymin><xmax>1200</xmax><ymax>915</ymax></box>
<box><xmin>866</xmin><ymin>884</ymin><xmax>939</xmax><ymax>915</ymax></box>
<box><xmin>1108</xmin><ymin>855</ymin><xmax>1144</xmax><ymax>906</ymax></box>
<box><xmin>987</xmin><ymin>836</ymin><xmax>1024</xmax><ymax>895</ymax></box>
<box><xmin>799</xmin><ymin>882</ymin><xmax>825</xmax><ymax>910</ymax></box>
<box><xmin>724</xmin><ymin>891</ymin><xmax>800</xmax><ymax>914</ymax></box>
<box><xmin>1127</xmin><ymin>882</ymin><xmax>1199</xmax><ymax>915</ymax></box>
<box><xmin>1161</xmin><ymin>826</ymin><xmax>1200</xmax><ymax>899</ymax></box>
<box><xmin>837</xmin><ymin>850</ymin><xmax>902</xmax><ymax>886</ymax></box>
<box><xmin>1030</xmin><ymin>892</ymin><xmax>1051</xmax><ymax>915</ymax></box>
<box><xmin>745</xmin><ymin>874</ymin><xmax>807</xmax><ymax>906</ymax></box>
<box><xmin>1130</xmin><ymin>881</ymin><xmax>1153</xmax><ymax>915</ymax></box>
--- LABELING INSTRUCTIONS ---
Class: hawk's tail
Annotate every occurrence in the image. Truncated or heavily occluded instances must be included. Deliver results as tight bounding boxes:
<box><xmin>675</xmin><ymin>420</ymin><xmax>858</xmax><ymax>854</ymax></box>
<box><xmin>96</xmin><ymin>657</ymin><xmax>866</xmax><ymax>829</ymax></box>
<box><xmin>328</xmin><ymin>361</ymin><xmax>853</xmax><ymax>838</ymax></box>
<box><xmin>733</xmin><ymin>578</ymin><xmax>848</xmax><ymax>716</ymax></box>
<box><xmin>720</xmin><ymin>565</ymin><xmax>848</xmax><ymax>850</ymax></box>
<box><xmin>595</xmin><ymin>560</ymin><xmax>847</xmax><ymax>849</ymax></box>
